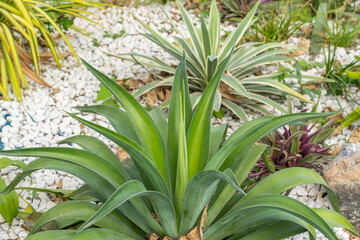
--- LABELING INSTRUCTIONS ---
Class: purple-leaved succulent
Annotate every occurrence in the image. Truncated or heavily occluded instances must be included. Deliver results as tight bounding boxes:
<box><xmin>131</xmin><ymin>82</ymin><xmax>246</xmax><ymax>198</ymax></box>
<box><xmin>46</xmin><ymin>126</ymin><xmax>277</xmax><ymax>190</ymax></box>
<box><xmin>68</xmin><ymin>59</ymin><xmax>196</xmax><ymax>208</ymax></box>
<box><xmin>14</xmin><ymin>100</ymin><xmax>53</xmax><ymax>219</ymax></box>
<box><xmin>251</xmin><ymin>120</ymin><xmax>335</xmax><ymax>178</ymax></box>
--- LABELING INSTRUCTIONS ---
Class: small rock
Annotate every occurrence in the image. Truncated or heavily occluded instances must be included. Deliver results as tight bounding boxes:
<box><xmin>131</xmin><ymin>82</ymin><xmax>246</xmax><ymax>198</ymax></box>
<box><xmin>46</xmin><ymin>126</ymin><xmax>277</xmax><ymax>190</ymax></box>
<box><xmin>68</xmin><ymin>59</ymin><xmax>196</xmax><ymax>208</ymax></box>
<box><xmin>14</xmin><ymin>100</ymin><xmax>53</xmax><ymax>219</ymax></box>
<box><xmin>323</xmin><ymin>144</ymin><xmax>360</xmax><ymax>232</ymax></box>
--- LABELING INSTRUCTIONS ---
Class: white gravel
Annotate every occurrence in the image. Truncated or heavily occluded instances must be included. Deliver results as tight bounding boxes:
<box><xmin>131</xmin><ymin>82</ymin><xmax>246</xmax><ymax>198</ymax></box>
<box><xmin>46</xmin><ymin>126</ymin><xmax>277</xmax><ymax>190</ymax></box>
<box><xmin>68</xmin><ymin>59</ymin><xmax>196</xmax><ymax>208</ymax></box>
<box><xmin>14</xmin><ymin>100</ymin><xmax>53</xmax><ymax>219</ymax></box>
<box><xmin>0</xmin><ymin>3</ymin><xmax>359</xmax><ymax>239</ymax></box>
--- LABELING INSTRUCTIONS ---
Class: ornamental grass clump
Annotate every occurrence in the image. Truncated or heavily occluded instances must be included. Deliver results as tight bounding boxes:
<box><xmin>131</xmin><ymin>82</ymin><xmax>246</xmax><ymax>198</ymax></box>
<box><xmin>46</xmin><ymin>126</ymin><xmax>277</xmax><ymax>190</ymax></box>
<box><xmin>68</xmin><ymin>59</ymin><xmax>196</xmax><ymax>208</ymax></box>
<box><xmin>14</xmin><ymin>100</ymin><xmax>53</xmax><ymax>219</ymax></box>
<box><xmin>252</xmin><ymin>120</ymin><xmax>334</xmax><ymax>178</ymax></box>
<box><xmin>0</xmin><ymin>54</ymin><xmax>358</xmax><ymax>239</ymax></box>
<box><xmin>112</xmin><ymin>0</ymin><xmax>311</xmax><ymax>121</ymax></box>
<box><xmin>0</xmin><ymin>0</ymin><xmax>101</xmax><ymax>101</ymax></box>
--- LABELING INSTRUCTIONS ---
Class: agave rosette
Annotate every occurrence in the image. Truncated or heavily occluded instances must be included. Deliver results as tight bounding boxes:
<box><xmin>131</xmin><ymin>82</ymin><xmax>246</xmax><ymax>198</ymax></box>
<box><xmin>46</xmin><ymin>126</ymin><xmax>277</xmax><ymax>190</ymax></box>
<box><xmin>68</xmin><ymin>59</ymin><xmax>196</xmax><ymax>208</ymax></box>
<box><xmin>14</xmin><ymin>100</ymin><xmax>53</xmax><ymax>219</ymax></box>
<box><xmin>0</xmin><ymin>54</ymin><xmax>358</xmax><ymax>239</ymax></box>
<box><xmin>110</xmin><ymin>0</ymin><xmax>312</xmax><ymax>121</ymax></box>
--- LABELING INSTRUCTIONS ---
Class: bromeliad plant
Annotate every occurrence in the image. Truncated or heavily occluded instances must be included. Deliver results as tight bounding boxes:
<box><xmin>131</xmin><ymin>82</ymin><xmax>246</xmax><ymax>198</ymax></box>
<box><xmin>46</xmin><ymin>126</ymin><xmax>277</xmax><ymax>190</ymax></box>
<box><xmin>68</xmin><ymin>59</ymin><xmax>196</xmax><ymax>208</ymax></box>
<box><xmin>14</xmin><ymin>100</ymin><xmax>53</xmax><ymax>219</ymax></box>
<box><xmin>0</xmin><ymin>0</ymin><xmax>101</xmax><ymax>101</ymax></box>
<box><xmin>0</xmin><ymin>55</ymin><xmax>358</xmax><ymax>240</ymax></box>
<box><xmin>252</xmin><ymin>117</ymin><xmax>334</xmax><ymax>178</ymax></box>
<box><xmin>111</xmin><ymin>0</ymin><xmax>311</xmax><ymax>121</ymax></box>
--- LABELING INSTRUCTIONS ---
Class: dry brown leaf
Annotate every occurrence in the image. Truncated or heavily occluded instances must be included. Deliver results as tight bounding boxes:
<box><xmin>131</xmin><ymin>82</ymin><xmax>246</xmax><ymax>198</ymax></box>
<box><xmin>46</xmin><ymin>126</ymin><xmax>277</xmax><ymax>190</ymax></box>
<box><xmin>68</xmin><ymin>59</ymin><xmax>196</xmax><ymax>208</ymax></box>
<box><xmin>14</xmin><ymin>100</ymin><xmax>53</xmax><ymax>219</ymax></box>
<box><xmin>51</xmin><ymin>88</ymin><xmax>61</xmax><ymax>95</ymax></box>
<box><xmin>344</xmin><ymin>229</ymin><xmax>360</xmax><ymax>240</ymax></box>
<box><xmin>300</xmin><ymin>25</ymin><xmax>312</xmax><ymax>35</ymax></box>
<box><xmin>156</xmin><ymin>88</ymin><xmax>172</xmax><ymax>101</ymax></box>
<box><xmin>118</xmin><ymin>79</ymin><xmax>141</xmax><ymax>91</ymax></box>
<box><xmin>146</xmin><ymin>90</ymin><xmax>158</xmax><ymax>107</ymax></box>
<box><xmin>291</xmin><ymin>37</ymin><xmax>310</xmax><ymax>56</ymax></box>
<box><xmin>117</xmin><ymin>147</ymin><xmax>130</xmax><ymax>162</ymax></box>
<box><xmin>323</xmin><ymin>106</ymin><xmax>337</xmax><ymax>113</ymax></box>
<box><xmin>57</xmin><ymin>179</ymin><xmax>63</xmax><ymax>189</ymax></box>
<box><xmin>163</xmin><ymin>237</ymin><xmax>172</xmax><ymax>240</ymax></box>
<box><xmin>348</xmin><ymin>127</ymin><xmax>360</xmax><ymax>144</ymax></box>
<box><xmin>302</xmin><ymin>83</ymin><xmax>320</xmax><ymax>90</ymax></box>
<box><xmin>326</xmin><ymin>112</ymin><xmax>343</xmax><ymax>126</ymax></box>
<box><xmin>185</xmin><ymin>226</ymin><xmax>202</xmax><ymax>240</ymax></box>
<box><xmin>151</xmin><ymin>212</ymin><xmax>160</xmax><ymax>224</ymax></box>
<box><xmin>146</xmin><ymin>74</ymin><xmax>155</xmax><ymax>83</ymax></box>
<box><xmin>149</xmin><ymin>232</ymin><xmax>160</xmax><ymax>240</ymax></box>
<box><xmin>329</xmin><ymin>145</ymin><xmax>341</xmax><ymax>155</ymax></box>
<box><xmin>50</xmin><ymin>194</ymin><xmax>65</xmax><ymax>204</ymax></box>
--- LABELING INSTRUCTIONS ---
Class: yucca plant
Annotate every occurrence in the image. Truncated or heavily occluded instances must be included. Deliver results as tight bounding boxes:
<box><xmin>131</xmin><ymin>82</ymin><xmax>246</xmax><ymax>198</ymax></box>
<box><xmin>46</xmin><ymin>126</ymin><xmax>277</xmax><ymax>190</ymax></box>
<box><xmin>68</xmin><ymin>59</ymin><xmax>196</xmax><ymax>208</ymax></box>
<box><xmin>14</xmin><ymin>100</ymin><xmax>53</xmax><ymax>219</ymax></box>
<box><xmin>0</xmin><ymin>55</ymin><xmax>358</xmax><ymax>240</ymax></box>
<box><xmin>111</xmin><ymin>0</ymin><xmax>312</xmax><ymax>121</ymax></box>
<box><xmin>0</xmin><ymin>0</ymin><xmax>100</xmax><ymax>101</ymax></box>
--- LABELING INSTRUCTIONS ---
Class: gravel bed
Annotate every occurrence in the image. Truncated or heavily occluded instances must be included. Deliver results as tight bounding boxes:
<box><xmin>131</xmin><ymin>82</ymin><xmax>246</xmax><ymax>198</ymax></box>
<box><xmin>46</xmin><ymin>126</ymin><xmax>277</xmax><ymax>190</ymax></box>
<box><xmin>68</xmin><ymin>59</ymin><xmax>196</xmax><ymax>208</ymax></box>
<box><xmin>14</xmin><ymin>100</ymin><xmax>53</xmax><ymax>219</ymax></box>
<box><xmin>0</xmin><ymin>3</ymin><xmax>360</xmax><ymax>239</ymax></box>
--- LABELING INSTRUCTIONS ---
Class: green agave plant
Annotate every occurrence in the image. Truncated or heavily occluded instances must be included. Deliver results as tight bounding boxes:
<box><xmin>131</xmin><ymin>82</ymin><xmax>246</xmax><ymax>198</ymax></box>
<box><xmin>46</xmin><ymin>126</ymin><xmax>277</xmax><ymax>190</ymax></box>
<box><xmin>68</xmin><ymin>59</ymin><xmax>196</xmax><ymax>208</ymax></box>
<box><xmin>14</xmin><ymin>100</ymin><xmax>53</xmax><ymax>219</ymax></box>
<box><xmin>0</xmin><ymin>54</ymin><xmax>358</xmax><ymax>240</ymax></box>
<box><xmin>111</xmin><ymin>0</ymin><xmax>312</xmax><ymax>121</ymax></box>
<box><xmin>0</xmin><ymin>0</ymin><xmax>101</xmax><ymax>101</ymax></box>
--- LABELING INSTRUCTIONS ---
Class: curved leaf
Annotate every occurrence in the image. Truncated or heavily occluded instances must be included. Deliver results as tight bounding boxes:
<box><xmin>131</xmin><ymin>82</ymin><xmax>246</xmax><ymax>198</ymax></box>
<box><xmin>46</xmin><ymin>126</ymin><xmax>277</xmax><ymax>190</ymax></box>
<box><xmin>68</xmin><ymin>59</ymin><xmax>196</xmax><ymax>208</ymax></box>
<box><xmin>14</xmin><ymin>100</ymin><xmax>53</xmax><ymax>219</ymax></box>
<box><xmin>179</xmin><ymin>169</ymin><xmax>244</xmax><ymax>235</ymax></box>
<box><xmin>78</xmin><ymin>180</ymin><xmax>177</xmax><ymax>239</ymax></box>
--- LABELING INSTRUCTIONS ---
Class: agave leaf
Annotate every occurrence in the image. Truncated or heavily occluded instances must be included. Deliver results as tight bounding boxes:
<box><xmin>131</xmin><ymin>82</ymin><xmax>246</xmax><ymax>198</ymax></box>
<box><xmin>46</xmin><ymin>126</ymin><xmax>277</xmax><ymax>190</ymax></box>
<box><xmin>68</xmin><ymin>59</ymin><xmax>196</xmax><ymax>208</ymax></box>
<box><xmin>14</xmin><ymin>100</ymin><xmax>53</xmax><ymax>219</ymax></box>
<box><xmin>314</xmin><ymin>208</ymin><xmax>359</xmax><ymax>236</ymax></box>
<box><xmin>149</xmin><ymin>107</ymin><xmax>168</xmax><ymax>148</ymax></box>
<box><xmin>205</xmin><ymin>208</ymin><xmax>316</xmax><ymax>240</ymax></box>
<box><xmin>0</xmin><ymin>158</ymin><xmax>157</xmax><ymax>234</ymax></box>
<box><xmin>236</xmin><ymin>167</ymin><xmax>339</xmax><ymax>212</ymax></box>
<box><xmin>58</xmin><ymin>135</ymin><xmax>130</xmax><ymax>180</ymax></box>
<box><xmin>221</xmin><ymin>74</ymin><xmax>251</xmax><ymax>99</ymax></box>
<box><xmin>187</xmin><ymin>49</ymin><xmax>233</xmax><ymax>180</ymax></box>
<box><xmin>175</xmin><ymin>0</ymin><xmax>204</xmax><ymax>66</ymax></box>
<box><xmin>112</xmin><ymin>53</ymin><xmax>176</xmax><ymax>74</ymax></box>
<box><xmin>233</xmin><ymin>220</ymin><xmax>313</xmax><ymax>240</ymax></box>
<box><xmin>208</xmin><ymin>124</ymin><xmax>228</xmax><ymax>161</ymax></box>
<box><xmin>74</xmin><ymin>105</ymin><xmax>139</xmax><ymax>143</ymax></box>
<box><xmin>200</xmin><ymin>15</ymin><xmax>211</xmax><ymax>60</ymax></box>
<box><xmin>221</xmin><ymin>98</ymin><xmax>248</xmax><ymax>122</ymax></box>
<box><xmin>78</xmin><ymin>180</ymin><xmax>177</xmax><ymax>238</ymax></box>
<box><xmin>168</xmin><ymin>56</ymin><xmax>192</xmax><ymax>194</ymax></box>
<box><xmin>179</xmin><ymin>169</ymin><xmax>244</xmax><ymax>235</ymax></box>
<box><xmin>132</xmin><ymin>77</ymin><xmax>173</xmax><ymax>98</ymax></box>
<box><xmin>208</xmin><ymin>0</ymin><xmax>220</xmax><ymax>55</ymax></box>
<box><xmin>73</xmin><ymin>229</ymin><xmax>136</xmax><ymax>240</ymax></box>
<box><xmin>241</xmin><ymin>78</ymin><xmax>312</xmax><ymax>103</ymax></box>
<box><xmin>81</xmin><ymin>59</ymin><xmax>168</xmax><ymax>185</ymax></box>
<box><xmin>25</xmin><ymin>230</ymin><xmax>77</xmax><ymax>240</ymax></box>
<box><xmin>222</xmin><ymin>194</ymin><xmax>338</xmax><ymax>240</ymax></box>
<box><xmin>207</xmin><ymin>143</ymin><xmax>268</xmax><ymax>225</ymax></box>
<box><xmin>67</xmin><ymin>113</ymin><xmax>170</xmax><ymax>197</ymax></box>
<box><xmin>29</xmin><ymin>201</ymin><xmax>142</xmax><ymax>238</ymax></box>
<box><xmin>0</xmin><ymin>148</ymin><xmax>126</xmax><ymax>187</ymax></box>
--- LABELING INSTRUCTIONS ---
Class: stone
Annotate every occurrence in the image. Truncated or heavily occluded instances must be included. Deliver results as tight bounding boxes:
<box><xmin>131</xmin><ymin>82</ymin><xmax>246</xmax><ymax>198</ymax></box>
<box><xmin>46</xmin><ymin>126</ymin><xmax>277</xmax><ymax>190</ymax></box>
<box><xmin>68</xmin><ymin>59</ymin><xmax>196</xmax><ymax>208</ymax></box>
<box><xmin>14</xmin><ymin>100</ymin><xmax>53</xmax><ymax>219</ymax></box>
<box><xmin>323</xmin><ymin>144</ymin><xmax>360</xmax><ymax>232</ymax></box>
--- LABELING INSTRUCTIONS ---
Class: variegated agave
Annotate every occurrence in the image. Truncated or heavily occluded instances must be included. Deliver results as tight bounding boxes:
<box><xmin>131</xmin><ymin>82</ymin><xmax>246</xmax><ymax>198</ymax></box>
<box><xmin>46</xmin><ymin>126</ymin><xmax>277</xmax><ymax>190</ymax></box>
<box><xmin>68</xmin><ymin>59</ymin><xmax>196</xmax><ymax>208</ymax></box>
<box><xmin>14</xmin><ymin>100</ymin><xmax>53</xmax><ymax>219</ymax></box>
<box><xmin>0</xmin><ymin>54</ymin><xmax>358</xmax><ymax>240</ymax></box>
<box><xmin>111</xmin><ymin>0</ymin><xmax>311</xmax><ymax>121</ymax></box>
